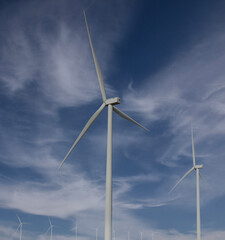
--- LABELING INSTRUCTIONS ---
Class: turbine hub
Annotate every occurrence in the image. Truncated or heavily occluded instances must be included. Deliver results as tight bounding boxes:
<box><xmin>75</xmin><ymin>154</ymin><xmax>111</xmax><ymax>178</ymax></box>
<box><xmin>105</xmin><ymin>97</ymin><xmax>120</xmax><ymax>106</ymax></box>
<box><xmin>195</xmin><ymin>164</ymin><xmax>203</xmax><ymax>169</ymax></box>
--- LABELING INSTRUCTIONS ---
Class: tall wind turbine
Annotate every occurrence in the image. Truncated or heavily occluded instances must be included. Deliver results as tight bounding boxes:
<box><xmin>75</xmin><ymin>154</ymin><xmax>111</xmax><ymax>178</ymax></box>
<box><xmin>170</xmin><ymin>128</ymin><xmax>204</xmax><ymax>240</ymax></box>
<box><xmin>59</xmin><ymin>10</ymin><xmax>149</xmax><ymax>240</ymax></box>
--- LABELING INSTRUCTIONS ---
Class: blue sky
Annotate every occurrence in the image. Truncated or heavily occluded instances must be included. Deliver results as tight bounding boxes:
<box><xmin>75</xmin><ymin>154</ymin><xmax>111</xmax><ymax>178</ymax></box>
<box><xmin>0</xmin><ymin>0</ymin><xmax>225</xmax><ymax>239</ymax></box>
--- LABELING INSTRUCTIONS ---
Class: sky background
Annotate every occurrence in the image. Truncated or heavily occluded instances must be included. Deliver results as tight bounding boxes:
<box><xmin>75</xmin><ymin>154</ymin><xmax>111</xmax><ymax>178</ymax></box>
<box><xmin>0</xmin><ymin>0</ymin><xmax>225</xmax><ymax>239</ymax></box>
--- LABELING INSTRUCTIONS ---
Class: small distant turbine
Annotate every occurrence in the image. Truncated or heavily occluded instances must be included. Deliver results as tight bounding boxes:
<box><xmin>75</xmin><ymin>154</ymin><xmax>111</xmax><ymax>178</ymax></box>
<box><xmin>59</xmin><ymin>10</ymin><xmax>149</xmax><ymax>240</ymax></box>
<box><xmin>47</xmin><ymin>217</ymin><xmax>54</xmax><ymax>240</ymax></box>
<box><xmin>140</xmin><ymin>231</ymin><xmax>143</xmax><ymax>240</ymax></box>
<box><xmin>113</xmin><ymin>228</ymin><xmax>116</xmax><ymax>240</ymax></box>
<box><xmin>151</xmin><ymin>231</ymin><xmax>154</xmax><ymax>240</ymax></box>
<box><xmin>75</xmin><ymin>223</ymin><xmax>78</xmax><ymax>240</ymax></box>
<box><xmin>95</xmin><ymin>227</ymin><xmax>99</xmax><ymax>240</ymax></box>
<box><xmin>16</xmin><ymin>215</ymin><xmax>23</xmax><ymax>240</ymax></box>
<box><xmin>16</xmin><ymin>215</ymin><xmax>29</xmax><ymax>240</ymax></box>
<box><xmin>127</xmin><ymin>229</ymin><xmax>130</xmax><ymax>240</ymax></box>
<box><xmin>170</xmin><ymin>128</ymin><xmax>206</xmax><ymax>240</ymax></box>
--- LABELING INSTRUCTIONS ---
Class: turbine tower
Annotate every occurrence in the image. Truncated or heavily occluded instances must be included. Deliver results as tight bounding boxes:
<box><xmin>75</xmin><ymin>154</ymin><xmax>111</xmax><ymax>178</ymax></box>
<box><xmin>59</xmin><ymin>11</ymin><xmax>149</xmax><ymax>240</ymax></box>
<box><xmin>170</xmin><ymin>128</ymin><xmax>204</xmax><ymax>240</ymax></box>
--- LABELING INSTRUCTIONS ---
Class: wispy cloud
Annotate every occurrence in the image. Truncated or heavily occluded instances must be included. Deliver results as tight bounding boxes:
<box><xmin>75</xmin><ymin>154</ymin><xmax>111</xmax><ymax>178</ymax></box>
<box><xmin>0</xmin><ymin>10</ymin><xmax>100</xmax><ymax>108</ymax></box>
<box><xmin>0</xmin><ymin>0</ymin><xmax>224</xmax><ymax>239</ymax></box>
<box><xmin>123</xmin><ymin>27</ymin><xmax>225</xmax><ymax>205</ymax></box>
<box><xmin>0</xmin><ymin>0</ymin><xmax>134</xmax><ymax>108</ymax></box>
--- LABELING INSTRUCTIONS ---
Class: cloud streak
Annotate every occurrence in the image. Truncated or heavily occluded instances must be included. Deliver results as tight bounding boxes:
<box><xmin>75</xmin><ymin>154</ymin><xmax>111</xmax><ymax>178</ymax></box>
<box><xmin>0</xmin><ymin>0</ymin><xmax>225</xmax><ymax>239</ymax></box>
<box><xmin>121</xmin><ymin>26</ymin><xmax>225</xmax><ymax>207</ymax></box>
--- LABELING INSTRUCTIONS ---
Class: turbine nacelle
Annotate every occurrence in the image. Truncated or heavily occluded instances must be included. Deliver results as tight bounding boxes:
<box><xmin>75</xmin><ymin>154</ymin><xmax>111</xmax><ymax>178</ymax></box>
<box><xmin>195</xmin><ymin>164</ymin><xmax>203</xmax><ymax>169</ymax></box>
<box><xmin>105</xmin><ymin>97</ymin><xmax>120</xmax><ymax>106</ymax></box>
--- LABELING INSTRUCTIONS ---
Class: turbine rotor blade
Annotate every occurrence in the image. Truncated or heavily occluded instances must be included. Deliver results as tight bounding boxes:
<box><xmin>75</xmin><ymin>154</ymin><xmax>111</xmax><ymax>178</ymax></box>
<box><xmin>16</xmin><ymin>224</ymin><xmax>21</xmax><ymax>232</ymax></box>
<box><xmin>169</xmin><ymin>167</ymin><xmax>195</xmax><ymax>193</ymax></box>
<box><xmin>113</xmin><ymin>107</ymin><xmax>149</xmax><ymax>132</ymax></box>
<box><xmin>191</xmin><ymin>127</ymin><xmax>196</xmax><ymax>167</ymax></box>
<box><xmin>84</xmin><ymin>11</ymin><xmax>107</xmax><ymax>102</ymax></box>
<box><xmin>48</xmin><ymin>217</ymin><xmax>52</xmax><ymax>226</ymax></box>
<box><xmin>59</xmin><ymin>103</ymin><xmax>106</xmax><ymax>168</ymax></box>
<box><xmin>16</xmin><ymin>215</ymin><xmax>22</xmax><ymax>224</ymax></box>
<box><xmin>46</xmin><ymin>226</ymin><xmax>51</xmax><ymax>234</ymax></box>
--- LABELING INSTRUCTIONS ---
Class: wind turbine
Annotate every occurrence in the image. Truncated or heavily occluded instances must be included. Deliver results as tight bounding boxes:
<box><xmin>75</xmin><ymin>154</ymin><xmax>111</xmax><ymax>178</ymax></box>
<box><xmin>113</xmin><ymin>228</ymin><xmax>116</xmax><ymax>240</ymax></box>
<box><xmin>75</xmin><ymin>223</ymin><xmax>78</xmax><ymax>240</ymax></box>
<box><xmin>127</xmin><ymin>229</ymin><xmax>130</xmax><ymax>240</ymax></box>
<box><xmin>151</xmin><ymin>231</ymin><xmax>154</xmax><ymax>240</ymax></box>
<box><xmin>47</xmin><ymin>217</ymin><xmax>53</xmax><ymax>240</ymax></box>
<box><xmin>59</xmin><ymin>10</ymin><xmax>149</xmax><ymax>240</ymax></box>
<box><xmin>140</xmin><ymin>231</ymin><xmax>143</xmax><ymax>240</ymax></box>
<box><xmin>170</xmin><ymin>128</ymin><xmax>205</xmax><ymax>240</ymax></box>
<box><xmin>16</xmin><ymin>215</ymin><xmax>23</xmax><ymax>240</ymax></box>
<box><xmin>95</xmin><ymin>227</ymin><xmax>99</xmax><ymax>240</ymax></box>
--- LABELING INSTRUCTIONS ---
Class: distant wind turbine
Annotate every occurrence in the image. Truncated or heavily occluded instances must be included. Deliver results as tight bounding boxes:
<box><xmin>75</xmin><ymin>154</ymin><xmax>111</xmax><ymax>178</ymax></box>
<box><xmin>59</xmin><ymin>10</ymin><xmax>149</xmax><ymax>240</ymax></box>
<box><xmin>170</xmin><ymin>128</ymin><xmax>205</xmax><ymax>240</ymax></box>
<box><xmin>151</xmin><ymin>231</ymin><xmax>154</xmax><ymax>240</ymax></box>
<box><xmin>75</xmin><ymin>223</ymin><xmax>78</xmax><ymax>240</ymax></box>
<box><xmin>95</xmin><ymin>227</ymin><xmax>99</xmax><ymax>240</ymax></box>
<box><xmin>113</xmin><ymin>228</ymin><xmax>116</xmax><ymax>240</ymax></box>
<box><xmin>16</xmin><ymin>215</ymin><xmax>23</xmax><ymax>240</ymax></box>
<box><xmin>140</xmin><ymin>231</ymin><xmax>143</xmax><ymax>240</ymax></box>
<box><xmin>16</xmin><ymin>215</ymin><xmax>29</xmax><ymax>240</ymax></box>
<box><xmin>47</xmin><ymin>217</ymin><xmax>54</xmax><ymax>240</ymax></box>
